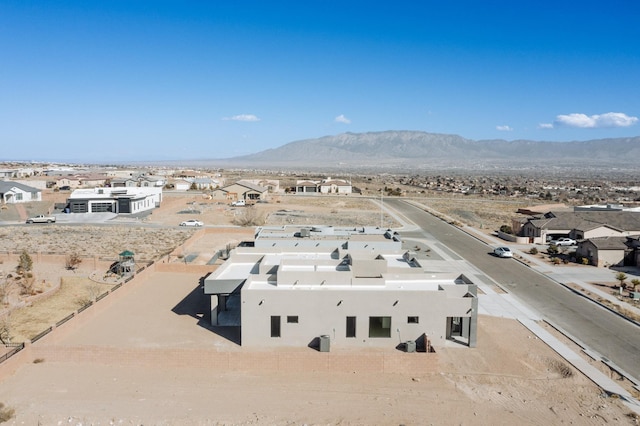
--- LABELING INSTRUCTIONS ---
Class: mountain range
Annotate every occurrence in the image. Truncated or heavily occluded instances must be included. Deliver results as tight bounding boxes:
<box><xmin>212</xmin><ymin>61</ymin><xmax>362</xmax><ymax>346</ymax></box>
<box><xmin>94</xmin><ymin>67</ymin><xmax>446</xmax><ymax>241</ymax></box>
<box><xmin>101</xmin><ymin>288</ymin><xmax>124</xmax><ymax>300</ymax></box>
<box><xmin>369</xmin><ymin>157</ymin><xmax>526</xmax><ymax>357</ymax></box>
<box><xmin>214</xmin><ymin>131</ymin><xmax>639</xmax><ymax>173</ymax></box>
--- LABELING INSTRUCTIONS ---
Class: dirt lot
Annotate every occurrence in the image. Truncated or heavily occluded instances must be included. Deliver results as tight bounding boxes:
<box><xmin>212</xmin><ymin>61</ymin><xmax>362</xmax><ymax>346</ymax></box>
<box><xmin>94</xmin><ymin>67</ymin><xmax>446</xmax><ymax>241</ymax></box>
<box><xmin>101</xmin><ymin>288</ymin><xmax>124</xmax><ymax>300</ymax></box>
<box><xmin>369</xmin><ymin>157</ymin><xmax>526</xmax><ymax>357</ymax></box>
<box><xmin>0</xmin><ymin>270</ymin><xmax>634</xmax><ymax>425</ymax></box>
<box><xmin>0</xmin><ymin>191</ymin><xmax>636</xmax><ymax>424</ymax></box>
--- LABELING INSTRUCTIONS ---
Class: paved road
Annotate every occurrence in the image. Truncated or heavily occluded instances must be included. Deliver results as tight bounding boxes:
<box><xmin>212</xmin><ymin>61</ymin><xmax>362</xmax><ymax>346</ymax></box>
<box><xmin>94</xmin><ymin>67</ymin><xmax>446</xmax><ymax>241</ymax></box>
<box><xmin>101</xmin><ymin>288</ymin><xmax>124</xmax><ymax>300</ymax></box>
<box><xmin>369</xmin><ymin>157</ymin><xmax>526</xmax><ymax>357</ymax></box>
<box><xmin>387</xmin><ymin>198</ymin><xmax>640</xmax><ymax>378</ymax></box>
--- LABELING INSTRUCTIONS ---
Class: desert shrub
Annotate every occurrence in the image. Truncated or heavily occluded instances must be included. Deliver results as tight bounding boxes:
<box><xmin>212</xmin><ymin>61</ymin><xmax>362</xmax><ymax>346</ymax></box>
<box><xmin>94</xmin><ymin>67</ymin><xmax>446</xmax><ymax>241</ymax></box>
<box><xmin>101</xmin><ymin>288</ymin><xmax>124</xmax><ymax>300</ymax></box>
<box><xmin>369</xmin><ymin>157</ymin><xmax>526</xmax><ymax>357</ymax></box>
<box><xmin>529</xmin><ymin>247</ymin><xmax>538</xmax><ymax>255</ymax></box>
<box><xmin>17</xmin><ymin>250</ymin><xmax>32</xmax><ymax>273</ymax></box>
<box><xmin>65</xmin><ymin>252</ymin><xmax>82</xmax><ymax>270</ymax></box>
<box><xmin>581</xmin><ymin>257</ymin><xmax>590</xmax><ymax>265</ymax></box>
<box><xmin>562</xmin><ymin>258</ymin><xmax>570</xmax><ymax>264</ymax></box>
<box><xmin>499</xmin><ymin>225</ymin><xmax>512</xmax><ymax>234</ymax></box>
<box><xmin>0</xmin><ymin>316</ymin><xmax>11</xmax><ymax>344</ymax></box>
<box><xmin>547</xmin><ymin>244</ymin><xmax>559</xmax><ymax>255</ymax></box>
<box><xmin>552</xmin><ymin>257</ymin><xmax>561</xmax><ymax>265</ymax></box>
<box><xmin>233</xmin><ymin>207</ymin><xmax>266</xmax><ymax>227</ymax></box>
<box><xmin>0</xmin><ymin>402</ymin><xmax>15</xmax><ymax>422</ymax></box>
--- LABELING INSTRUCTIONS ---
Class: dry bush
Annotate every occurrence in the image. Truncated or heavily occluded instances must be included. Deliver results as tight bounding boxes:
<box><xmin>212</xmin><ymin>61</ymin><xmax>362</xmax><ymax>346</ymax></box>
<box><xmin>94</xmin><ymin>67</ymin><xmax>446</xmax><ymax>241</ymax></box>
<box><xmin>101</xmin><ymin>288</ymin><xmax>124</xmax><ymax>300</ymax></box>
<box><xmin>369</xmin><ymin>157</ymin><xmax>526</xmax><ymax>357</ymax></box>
<box><xmin>233</xmin><ymin>206</ymin><xmax>266</xmax><ymax>227</ymax></box>
<box><xmin>0</xmin><ymin>278</ymin><xmax>12</xmax><ymax>305</ymax></box>
<box><xmin>0</xmin><ymin>402</ymin><xmax>15</xmax><ymax>423</ymax></box>
<box><xmin>0</xmin><ymin>316</ymin><xmax>11</xmax><ymax>344</ymax></box>
<box><xmin>18</xmin><ymin>273</ymin><xmax>36</xmax><ymax>296</ymax></box>
<box><xmin>65</xmin><ymin>252</ymin><xmax>82</xmax><ymax>271</ymax></box>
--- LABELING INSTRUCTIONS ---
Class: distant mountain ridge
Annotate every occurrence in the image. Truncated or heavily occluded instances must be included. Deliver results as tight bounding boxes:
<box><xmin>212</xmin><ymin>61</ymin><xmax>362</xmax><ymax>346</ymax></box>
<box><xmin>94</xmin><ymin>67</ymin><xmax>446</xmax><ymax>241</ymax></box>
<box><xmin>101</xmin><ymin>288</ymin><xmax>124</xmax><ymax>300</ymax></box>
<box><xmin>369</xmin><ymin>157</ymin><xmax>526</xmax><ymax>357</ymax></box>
<box><xmin>220</xmin><ymin>131</ymin><xmax>640</xmax><ymax>171</ymax></box>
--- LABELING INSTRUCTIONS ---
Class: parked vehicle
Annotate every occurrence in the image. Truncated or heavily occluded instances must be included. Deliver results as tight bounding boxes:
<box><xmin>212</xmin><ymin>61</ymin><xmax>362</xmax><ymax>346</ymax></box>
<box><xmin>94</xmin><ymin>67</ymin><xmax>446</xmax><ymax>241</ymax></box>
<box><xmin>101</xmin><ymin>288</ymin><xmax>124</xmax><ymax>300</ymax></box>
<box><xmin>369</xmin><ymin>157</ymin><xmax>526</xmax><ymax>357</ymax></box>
<box><xmin>549</xmin><ymin>237</ymin><xmax>577</xmax><ymax>246</ymax></box>
<box><xmin>493</xmin><ymin>246</ymin><xmax>513</xmax><ymax>258</ymax></box>
<box><xmin>26</xmin><ymin>214</ymin><xmax>56</xmax><ymax>224</ymax></box>
<box><xmin>231</xmin><ymin>200</ymin><xmax>246</xmax><ymax>207</ymax></box>
<box><xmin>179</xmin><ymin>219</ymin><xmax>203</xmax><ymax>227</ymax></box>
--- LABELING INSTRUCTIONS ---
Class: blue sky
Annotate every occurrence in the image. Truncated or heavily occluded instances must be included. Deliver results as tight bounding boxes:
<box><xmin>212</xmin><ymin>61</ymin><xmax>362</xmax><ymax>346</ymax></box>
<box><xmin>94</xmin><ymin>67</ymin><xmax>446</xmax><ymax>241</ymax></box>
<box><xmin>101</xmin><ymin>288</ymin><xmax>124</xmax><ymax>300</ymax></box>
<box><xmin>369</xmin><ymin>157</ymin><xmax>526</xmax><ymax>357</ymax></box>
<box><xmin>1</xmin><ymin>1</ymin><xmax>639</xmax><ymax>162</ymax></box>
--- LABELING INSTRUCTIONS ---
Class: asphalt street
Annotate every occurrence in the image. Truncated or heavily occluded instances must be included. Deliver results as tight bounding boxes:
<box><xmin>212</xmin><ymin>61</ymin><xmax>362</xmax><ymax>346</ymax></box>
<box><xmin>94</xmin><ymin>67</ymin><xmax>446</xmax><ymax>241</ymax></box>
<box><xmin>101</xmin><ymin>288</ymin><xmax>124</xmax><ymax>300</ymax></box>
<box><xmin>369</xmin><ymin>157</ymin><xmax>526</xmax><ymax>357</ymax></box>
<box><xmin>386</xmin><ymin>198</ymin><xmax>640</xmax><ymax>378</ymax></box>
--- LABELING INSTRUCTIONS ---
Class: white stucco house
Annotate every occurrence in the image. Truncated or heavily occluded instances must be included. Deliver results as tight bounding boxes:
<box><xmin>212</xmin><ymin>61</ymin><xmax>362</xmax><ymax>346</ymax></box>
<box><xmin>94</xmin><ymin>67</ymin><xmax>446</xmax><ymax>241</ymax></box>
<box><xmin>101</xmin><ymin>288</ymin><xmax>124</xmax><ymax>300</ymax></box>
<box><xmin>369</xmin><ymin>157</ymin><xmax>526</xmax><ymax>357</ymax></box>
<box><xmin>295</xmin><ymin>177</ymin><xmax>352</xmax><ymax>194</ymax></box>
<box><xmin>204</xmin><ymin>225</ymin><xmax>477</xmax><ymax>350</ymax></box>
<box><xmin>0</xmin><ymin>181</ymin><xmax>42</xmax><ymax>204</ymax></box>
<box><xmin>66</xmin><ymin>187</ymin><xmax>162</xmax><ymax>214</ymax></box>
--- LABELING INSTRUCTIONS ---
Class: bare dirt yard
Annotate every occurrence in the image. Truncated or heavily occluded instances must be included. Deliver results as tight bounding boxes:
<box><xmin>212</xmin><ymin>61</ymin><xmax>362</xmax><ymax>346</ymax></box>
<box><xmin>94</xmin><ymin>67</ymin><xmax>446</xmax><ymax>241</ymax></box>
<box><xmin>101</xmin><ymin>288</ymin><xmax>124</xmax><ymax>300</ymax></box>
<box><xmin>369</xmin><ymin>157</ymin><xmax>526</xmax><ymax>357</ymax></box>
<box><xmin>0</xmin><ymin>191</ymin><xmax>636</xmax><ymax>424</ymax></box>
<box><xmin>0</xmin><ymin>270</ymin><xmax>634</xmax><ymax>425</ymax></box>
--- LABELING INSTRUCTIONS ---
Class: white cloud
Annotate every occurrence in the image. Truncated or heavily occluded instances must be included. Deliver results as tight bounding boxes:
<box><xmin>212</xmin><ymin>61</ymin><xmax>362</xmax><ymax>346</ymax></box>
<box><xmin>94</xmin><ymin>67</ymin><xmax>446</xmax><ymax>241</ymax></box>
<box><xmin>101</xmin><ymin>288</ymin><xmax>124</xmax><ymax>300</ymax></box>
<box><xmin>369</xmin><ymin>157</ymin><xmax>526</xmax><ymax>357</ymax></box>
<box><xmin>335</xmin><ymin>114</ymin><xmax>351</xmax><ymax>124</ymax></box>
<box><xmin>554</xmin><ymin>112</ymin><xmax>638</xmax><ymax>128</ymax></box>
<box><xmin>222</xmin><ymin>114</ymin><xmax>260</xmax><ymax>122</ymax></box>
<box><xmin>496</xmin><ymin>125</ymin><xmax>513</xmax><ymax>131</ymax></box>
<box><xmin>538</xmin><ymin>123</ymin><xmax>554</xmax><ymax>129</ymax></box>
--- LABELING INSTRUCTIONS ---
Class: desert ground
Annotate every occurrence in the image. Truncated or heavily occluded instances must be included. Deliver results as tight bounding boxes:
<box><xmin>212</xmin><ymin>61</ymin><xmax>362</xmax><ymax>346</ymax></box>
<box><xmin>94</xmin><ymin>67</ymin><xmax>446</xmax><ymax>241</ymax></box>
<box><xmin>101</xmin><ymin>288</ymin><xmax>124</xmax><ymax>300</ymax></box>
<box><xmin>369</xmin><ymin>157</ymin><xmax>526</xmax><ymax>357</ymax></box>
<box><xmin>0</xmin><ymin>270</ymin><xmax>633</xmax><ymax>425</ymax></box>
<box><xmin>0</xmin><ymin>191</ymin><xmax>637</xmax><ymax>424</ymax></box>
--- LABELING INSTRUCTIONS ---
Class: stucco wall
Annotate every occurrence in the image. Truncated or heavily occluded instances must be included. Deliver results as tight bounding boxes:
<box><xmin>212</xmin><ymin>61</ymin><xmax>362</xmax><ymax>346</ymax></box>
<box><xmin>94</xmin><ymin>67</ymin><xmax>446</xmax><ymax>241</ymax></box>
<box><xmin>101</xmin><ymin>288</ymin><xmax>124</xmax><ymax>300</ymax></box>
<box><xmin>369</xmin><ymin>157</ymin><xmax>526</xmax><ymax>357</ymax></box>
<box><xmin>241</xmin><ymin>286</ymin><xmax>474</xmax><ymax>348</ymax></box>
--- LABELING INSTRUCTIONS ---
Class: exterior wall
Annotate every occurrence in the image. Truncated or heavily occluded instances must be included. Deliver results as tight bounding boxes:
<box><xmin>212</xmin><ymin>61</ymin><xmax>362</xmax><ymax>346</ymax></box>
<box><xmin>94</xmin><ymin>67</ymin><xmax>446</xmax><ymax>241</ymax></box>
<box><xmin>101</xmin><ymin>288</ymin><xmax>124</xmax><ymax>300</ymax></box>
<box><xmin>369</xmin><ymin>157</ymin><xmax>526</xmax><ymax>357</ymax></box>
<box><xmin>520</xmin><ymin>222</ymin><xmax>541</xmax><ymax>240</ymax></box>
<box><xmin>594</xmin><ymin>250</ymin><xmax>625</xmax><ymax>267</ymax></box>
<box><xmin>241</xmin><ymin>286</ymin><xmax>474</xmax><ymax>348</ymax></box>
<box><xmin>173</xmin><ymin>181</ymin><xmax>191</xmax><ymax>191</ymax></box>
<box><xmin>210</xmin><ymin>189</ymin><xmax>231</xmax><ymax>200</ymax></box>
<box><xmin>581</xmin><ymin>227</ymin><xmax>625</xmax><ymax>239</ymax></box>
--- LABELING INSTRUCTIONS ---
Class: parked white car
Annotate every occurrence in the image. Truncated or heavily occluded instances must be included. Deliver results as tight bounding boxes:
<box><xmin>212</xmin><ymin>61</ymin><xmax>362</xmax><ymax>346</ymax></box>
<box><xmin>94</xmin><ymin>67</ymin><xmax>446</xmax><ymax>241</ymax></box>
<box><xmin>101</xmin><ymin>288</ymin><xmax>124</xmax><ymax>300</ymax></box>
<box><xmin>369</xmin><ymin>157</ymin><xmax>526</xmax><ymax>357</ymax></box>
<box><xmin>231</xmin><ymin>200</ymin><xmax>246</xmax><ymax>207</ymax></box>
<box><xmin>179</xmin><ymin>219</ymin><xmax>203</xmax><ymax>227</ymax></box>
<box><xmin>493</xmin><ymin>246</ymin><xmax>513</xmax><ymax>258</ymax></box>
<box><xmin>549</xmin><ymin>237</ymin><xmax>577</xmax><ymax>246</ymax></box>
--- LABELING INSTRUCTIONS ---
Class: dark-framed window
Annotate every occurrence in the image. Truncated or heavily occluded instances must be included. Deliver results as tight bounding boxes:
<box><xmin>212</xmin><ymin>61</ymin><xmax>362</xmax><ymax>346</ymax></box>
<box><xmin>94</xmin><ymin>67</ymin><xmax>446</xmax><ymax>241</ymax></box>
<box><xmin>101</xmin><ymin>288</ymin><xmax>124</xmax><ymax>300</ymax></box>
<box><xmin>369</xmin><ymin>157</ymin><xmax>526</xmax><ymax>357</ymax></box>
<box><xmin>270</xmin><ymin>316</ymin><xmax>281</xmax><ymax>337</ymax></box>
<box><xmin>368</xmin><ymin>316</ymin><xmax>391</xmax><ymax>338</ymax></box>
<box><xmin>346</xmin><ymin>316</ymin><xmax>356</xmax><ymax>338</ymax></box>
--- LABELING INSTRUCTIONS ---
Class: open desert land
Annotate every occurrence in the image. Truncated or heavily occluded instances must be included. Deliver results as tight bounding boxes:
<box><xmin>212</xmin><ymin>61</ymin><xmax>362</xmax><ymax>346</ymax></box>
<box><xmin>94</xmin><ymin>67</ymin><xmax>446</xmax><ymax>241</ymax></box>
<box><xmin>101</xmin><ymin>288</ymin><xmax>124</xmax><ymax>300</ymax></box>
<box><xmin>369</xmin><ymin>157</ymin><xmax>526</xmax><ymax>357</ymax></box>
<box><xmin>1</xmin><ymin>191</ymin><xmax>636</xmax><ymax>424</ymax></box>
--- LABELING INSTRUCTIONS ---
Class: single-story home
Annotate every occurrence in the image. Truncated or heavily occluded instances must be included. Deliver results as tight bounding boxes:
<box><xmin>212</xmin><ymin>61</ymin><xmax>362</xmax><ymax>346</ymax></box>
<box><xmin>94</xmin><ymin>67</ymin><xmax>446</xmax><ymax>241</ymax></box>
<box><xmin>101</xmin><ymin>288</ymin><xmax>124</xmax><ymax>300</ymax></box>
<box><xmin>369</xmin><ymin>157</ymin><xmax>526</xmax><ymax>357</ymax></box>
<box><xmin>66</xmin><ymin>187</ymin><xmax>162</xmax><ymax>214</ymax></box>
<box><xmin>0</xmin><ymin>181</ymin><xmax>42</xmax><ymax>204</ymax></box>
<box><xmin>520</xmin><ymin>211</ymin><xmax>640</xmax><ymax>244</ymax></box>
<box><xmin>204</xmin><ymin>225</ymin><xmax>478</xmax><ymax>349</ymax></box>
<box><xmin>211</xmin><ymin>181</ymin><xmax>267</xmax><ymax>202</ymax></box>
<box><xmin>576</xmin><ymin>237</ymin><xmax>630</xmax><ymax>267</ymax></box>
<box><xmin>294</xmin><ymin>177</ymin><xmax>352</xmax><ymax>194</ymax></box>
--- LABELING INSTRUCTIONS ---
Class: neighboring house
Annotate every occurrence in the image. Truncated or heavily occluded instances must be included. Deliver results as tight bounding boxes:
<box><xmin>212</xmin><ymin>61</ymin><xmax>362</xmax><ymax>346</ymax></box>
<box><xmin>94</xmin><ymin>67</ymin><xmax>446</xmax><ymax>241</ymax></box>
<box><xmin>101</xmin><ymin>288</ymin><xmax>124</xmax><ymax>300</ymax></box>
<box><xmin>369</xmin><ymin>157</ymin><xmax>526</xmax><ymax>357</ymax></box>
<box><xmin>170</xmin><ymin>179</ymin><xmax>192</xmax><ymax>191</ymax></box>
<box><xmin>204</xmin><ymin>225</ymin><xmax>478</xmax><ymax>349</ymax></box>
<box><xmin>139</xmin><ymin>175</ymin><xmax>165</xmax><ymax>187</ymax></box>
<box><xmin>520</xmin><ymin>211</ymin><xmax>640</xmax><ymax>244</ymax></box>
<box><xmin>110</xmin><ymin>178</ymin><xmax>138</xmax><ymax>188</ymax></box>
<box><xmin>211</xmin><ymin>181</ymin><xmax>267</xmax><ymax>202</ymax></box>
<box><xmin>319</xmin><ymin>178</ymin><xmax>352</xmax><ymax>194</ymax></box>
<box><xmin>0</xmin><ymin>181</ymin><xmax>42</xmax><ymax>204</ymax></box>
<box><xmin>573</xmin><ymin>223</ymin><xmax>626</xmax><ymax>240</ymax></box>
<box><xmin>295</xmin><ymin>180</ymin><xmax>319</xmax><ymax>193</ymax></box>
<box><xmin>294</xmin><ymin>177</ymin><xmax>352</xmax><ymax>194</ymax></box>
<box><xmin>191</xmin><ymin>177</ymin><xmax>218</xmax><ymax>190</ymax></box>
<box><xmin>66</xmin><ymin>187</ymin><xmax>162</xmax><ymax>214</ymax></box>
<box><xmin>243</xmin><ymin>179</ymin><xmax>280</xmax><ymax>193</ymax></box>
<box><xmin>576</xmin><ymin>237</ymin><xmax>630</xmax><ymax>267</ymax></box>
<box><xmin>0</xmin><ymin>169</ymin><xmax>16</xmax><ymax>179</ymax></box>
<box><xmin>54</xmin><ymin>177</ymin><xmax>83</xmax><ymax>189</ymax></box>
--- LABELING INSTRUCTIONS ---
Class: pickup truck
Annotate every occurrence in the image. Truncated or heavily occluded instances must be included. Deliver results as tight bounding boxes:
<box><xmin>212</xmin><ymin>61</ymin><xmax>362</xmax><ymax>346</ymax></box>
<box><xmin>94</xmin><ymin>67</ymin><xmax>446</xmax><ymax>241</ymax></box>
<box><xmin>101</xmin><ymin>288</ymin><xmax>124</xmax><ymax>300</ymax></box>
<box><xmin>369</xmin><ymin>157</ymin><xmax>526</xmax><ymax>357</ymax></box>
<box><xmin>26</xmin><ymin>214</ymin><xmax>56</xmax><ymax>224</ymax></box>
